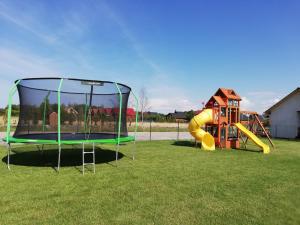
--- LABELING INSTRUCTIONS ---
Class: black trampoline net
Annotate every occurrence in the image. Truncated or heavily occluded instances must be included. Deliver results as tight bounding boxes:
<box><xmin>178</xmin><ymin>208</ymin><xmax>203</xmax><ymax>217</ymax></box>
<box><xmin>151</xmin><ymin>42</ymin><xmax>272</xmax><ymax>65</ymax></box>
<box><xmin>14</xmin><ymin>78</ymin><xmax>131</xmax><ymax>140</ymax></box>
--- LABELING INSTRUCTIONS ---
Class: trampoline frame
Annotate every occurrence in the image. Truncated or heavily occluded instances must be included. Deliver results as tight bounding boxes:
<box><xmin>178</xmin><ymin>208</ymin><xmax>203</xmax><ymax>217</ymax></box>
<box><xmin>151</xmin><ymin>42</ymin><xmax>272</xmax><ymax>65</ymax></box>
<box><xmin>4</xmin><ymin>78</ymin><xmax>139</xmax><ymax>172</ymax></box>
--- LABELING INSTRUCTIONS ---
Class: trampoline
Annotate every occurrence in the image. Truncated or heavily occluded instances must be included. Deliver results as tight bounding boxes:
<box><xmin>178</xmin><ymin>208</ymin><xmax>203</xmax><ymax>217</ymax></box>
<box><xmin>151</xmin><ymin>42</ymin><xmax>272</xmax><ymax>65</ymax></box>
<box><xmin>3</xmin><ymin>77</ymin><xmax>138</xmax><ymax>172</ymax></box>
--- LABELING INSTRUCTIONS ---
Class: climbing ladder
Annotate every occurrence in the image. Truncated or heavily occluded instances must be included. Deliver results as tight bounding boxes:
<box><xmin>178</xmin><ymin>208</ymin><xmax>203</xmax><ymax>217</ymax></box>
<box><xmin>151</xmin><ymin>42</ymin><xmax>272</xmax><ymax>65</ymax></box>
<box><xmin>82</xmin><ymin>142</ymin><xmax>95</xmax><ymax>175</ymax></box>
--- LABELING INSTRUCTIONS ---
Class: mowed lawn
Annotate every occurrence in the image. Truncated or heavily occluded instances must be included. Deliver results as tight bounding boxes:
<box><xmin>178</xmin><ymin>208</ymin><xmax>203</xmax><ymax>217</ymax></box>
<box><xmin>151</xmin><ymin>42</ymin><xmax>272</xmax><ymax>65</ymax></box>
<box><xmin>0</xmin><ymin>139</ymin><xmax>299</xmax><ymax>225</ymax></box>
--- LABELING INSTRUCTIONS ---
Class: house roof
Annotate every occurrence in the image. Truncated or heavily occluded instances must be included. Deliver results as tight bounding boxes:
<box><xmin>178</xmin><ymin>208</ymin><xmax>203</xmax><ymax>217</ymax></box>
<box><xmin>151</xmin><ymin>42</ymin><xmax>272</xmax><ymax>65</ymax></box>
<box><xmin>205</xmin><ymin>95</ymin><xmax>226</xmax><ymax>107</ymax></box>
<box><xmin>215</xmin><ymin>88</ymin><xmax>241</xmax><ymax>100</ymax></box>
<box><xmin>166</xmin><ymin>111</ymin><xmax>186</xmax><ymax>119</ymax></box>
<box><xmin>144</xmin><ymin>111</ymin><xmax>160</xmax><ymax>115</ymax></box>
<box><xmin>90</xmin><ymin>107</ymin><xmax>136</xmax><ymax>116</ymax></box>
<box><xmin>264</xmin><ymin>88</ymin><xmax>300</xmax><ymax>114</ymax></box>
<box><xmin>127</xmin><ymin>108</ymin><xmax>135</xmax><ymax>117</ymax></box>
<box><xmin>194</xmin><ymin>110</ymin><xmax>202</xmax><ymax>115</ymax></box>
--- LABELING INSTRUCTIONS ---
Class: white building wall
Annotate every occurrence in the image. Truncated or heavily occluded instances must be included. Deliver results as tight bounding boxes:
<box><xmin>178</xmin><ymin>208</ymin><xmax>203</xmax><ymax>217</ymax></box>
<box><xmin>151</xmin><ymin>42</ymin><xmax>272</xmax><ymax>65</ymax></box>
<box><xmin>270</xmin><ymin>92</ymin><xmax>300</xmax><ymax>138</ymax></box>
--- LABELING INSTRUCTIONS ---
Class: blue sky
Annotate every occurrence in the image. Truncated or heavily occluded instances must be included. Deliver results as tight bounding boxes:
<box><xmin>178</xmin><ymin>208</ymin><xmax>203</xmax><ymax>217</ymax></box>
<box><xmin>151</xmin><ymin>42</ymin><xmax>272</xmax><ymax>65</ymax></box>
<box><xmin>0</xmin><ymin>0</ymin><xmax>299</xmax><ymax>113</ymax></box>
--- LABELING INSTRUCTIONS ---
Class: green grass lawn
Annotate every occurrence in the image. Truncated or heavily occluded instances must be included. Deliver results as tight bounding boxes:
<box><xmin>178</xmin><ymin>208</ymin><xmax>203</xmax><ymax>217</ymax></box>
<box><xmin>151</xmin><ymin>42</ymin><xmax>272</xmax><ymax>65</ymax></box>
<box><xmin>0</xmin><ymin>139</ymin><xmax>299</xmax><ymax>225</ymax></box>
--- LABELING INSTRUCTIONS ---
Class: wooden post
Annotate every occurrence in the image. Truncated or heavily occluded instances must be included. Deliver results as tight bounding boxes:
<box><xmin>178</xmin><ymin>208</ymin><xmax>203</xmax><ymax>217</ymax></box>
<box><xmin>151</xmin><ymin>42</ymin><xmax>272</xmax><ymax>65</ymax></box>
<box><xmin>255</xmin><ymin>114</ymin><xmax>275</xmax><ymax>149</ymax></box>
<box><xmin>239</xmin><ymin>130</ymin><xmax>247</xmax><ymax>149</ymax></box>
<box><xmin>244</xmin><ymin>113</ymin><xmax>256</xmax><ymax>146</ymax></box>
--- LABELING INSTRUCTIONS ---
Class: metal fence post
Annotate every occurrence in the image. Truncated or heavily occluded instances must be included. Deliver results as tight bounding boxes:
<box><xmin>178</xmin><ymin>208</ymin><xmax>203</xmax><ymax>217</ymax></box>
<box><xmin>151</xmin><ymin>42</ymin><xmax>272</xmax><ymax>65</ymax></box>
<box><xmin>177</xmin><ymin>121</ymin><xmax>179</xmax><ymax>140</ymax></box>
<box><xmin>150</xmin><ymin>120</ymin><xmax>152</xmax><ymax>141</ymax></box>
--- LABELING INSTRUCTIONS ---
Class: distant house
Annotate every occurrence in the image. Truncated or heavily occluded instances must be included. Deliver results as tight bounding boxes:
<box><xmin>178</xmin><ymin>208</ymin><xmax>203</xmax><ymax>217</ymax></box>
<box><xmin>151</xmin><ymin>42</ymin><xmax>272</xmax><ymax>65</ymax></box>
<box><xmin>165</xmin><ymin>110</ymin><xmax>203</xmax><ymax>122</ymax></box>
<box><xmin>143</xmin><ymin>111</ymin><xmax>160</xmax><ymax>116</ymax></box>
<box><xmin>166</xmin><ymin>111</ymin><xmax>187</xmax><ymax>122</ymax></box>
<box><xmin>66</xmin><ymin>107</ymin><xmax>79</xmax><ymax>115</ymax></box>
<box><xmin>91</xmin><ymin>107</ymin><xmax>136</xmax><ymax>120</ymax></box>
<box><xmin>126</xmin><ymin>108</ymin><xmax>136</xmax><ymax>121</ymax></box>
<box><xmin>49</xmin><ymin>112</ymin><xmax>58</xmax><ymax>127</ymax></box>
<box><xmin>264</xmin><ymin>88</ymin><xmax>300</xmax><ymax>138</ymax></box>
<box><xmin>194</xmin><ymin>110</ymin><xmax>202</xmax><ymax>115</ymax></box>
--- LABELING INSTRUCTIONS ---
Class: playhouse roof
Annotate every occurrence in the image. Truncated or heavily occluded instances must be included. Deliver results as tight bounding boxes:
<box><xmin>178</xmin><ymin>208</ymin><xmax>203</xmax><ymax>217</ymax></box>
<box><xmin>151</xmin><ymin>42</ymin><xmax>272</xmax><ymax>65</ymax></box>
<box><xmin>212</xmin><ymin>96</ymin><xmax>226</xmax><ymax>106</ymax></box>
<box><xmin>206</xmin><ymin>95</ymin><xmax>226</xmax><ymax>106</ymax></box>
<box><xmin>215</xmin><ymin>88</ymin><xmax>241</xmax><ymax>100</ymax></box>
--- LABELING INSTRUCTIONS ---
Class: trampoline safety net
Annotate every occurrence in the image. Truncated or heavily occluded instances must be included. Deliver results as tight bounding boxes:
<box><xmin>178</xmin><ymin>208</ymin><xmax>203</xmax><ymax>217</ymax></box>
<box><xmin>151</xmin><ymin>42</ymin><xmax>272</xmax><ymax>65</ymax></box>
<box><xmin>13</xmin><ymin>78</ymin><xmax>132</xmax><ymax>141</ymax></box>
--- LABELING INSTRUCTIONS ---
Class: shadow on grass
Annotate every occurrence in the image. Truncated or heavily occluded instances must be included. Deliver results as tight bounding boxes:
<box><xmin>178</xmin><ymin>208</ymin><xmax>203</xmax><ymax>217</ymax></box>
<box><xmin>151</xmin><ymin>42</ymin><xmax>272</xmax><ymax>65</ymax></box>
<box><xmin>235</xmin><ymin>147</ymin><xmax>262</xmax><ymax>153</ymax></box>
<box><xmin>172</xmin><ymin>140</ymin><xmax>198</xmax><ymax>148</ymax></box>
<box><xmin>2</xmin><ymin>146</ymin><xmax>124</xmax><ymax>168</ymax></box>
<box><xmin>173</xmin><ymin>141</ymin><xmax>263</xmax><ymax>154</ymax></box>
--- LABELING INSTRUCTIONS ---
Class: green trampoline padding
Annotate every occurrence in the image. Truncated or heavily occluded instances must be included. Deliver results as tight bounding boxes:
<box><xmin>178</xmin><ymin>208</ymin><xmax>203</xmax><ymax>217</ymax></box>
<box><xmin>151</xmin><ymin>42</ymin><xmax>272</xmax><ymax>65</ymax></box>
<box><xmin>3</xmin><ymin>135</ymin><xmax>135</xmax><ymax>145</ymax></box>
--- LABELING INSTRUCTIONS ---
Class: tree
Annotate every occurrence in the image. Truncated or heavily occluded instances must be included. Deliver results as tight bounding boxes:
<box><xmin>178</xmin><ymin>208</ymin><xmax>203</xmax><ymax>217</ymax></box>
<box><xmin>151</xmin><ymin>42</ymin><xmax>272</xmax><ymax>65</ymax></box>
<box><xmin>39</xmin><ymin>99</ymin><xmax>50</xmax><ymax>125</ymax></box>
<box><xmin>139</xmin><ymin>87</ymin><xmax>150</xmax><ymax>125</ymax></box>
<box><xmin>3</xmin><ymin>108</ymin><xmax>8</xmax><ymax>126</ymax></box>
<box><xmin>185</xmin><ymin>110</ymin><xmax>195</xmax><ymax>121</ymax></box>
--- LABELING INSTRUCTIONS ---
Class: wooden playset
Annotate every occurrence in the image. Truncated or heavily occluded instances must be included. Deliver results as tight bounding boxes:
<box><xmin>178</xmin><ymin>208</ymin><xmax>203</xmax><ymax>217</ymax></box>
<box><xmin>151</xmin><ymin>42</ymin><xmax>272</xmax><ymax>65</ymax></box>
<box><xmin>188</xmin><ymin>88</ymin><xmax>273</xmax><ymax>153</ymax></box>
<box><xmin>204</xmin><ymin>88</ymin><xmax>241</xmax><ymax>149</ymax></box>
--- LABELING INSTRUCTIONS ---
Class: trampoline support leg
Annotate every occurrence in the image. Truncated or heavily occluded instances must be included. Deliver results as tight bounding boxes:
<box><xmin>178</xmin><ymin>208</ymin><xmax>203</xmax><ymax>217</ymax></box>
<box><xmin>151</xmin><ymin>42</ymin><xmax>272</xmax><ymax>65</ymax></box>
<box><xmin>93</xmin><ymin>143</ymin><xmax>95</xmax><ymax>174</ymax></box>
<box><xmin>37</xmin><ymin>144</ymin><xmax>44</xmax><ymax>156</ymax></box>
<box><xmin>115</xmin><ymin>143</ymin><xmax>119</xmax><ymax>164</ymax></box>
<box><xmin>82</xmin><ymin>142</ymin><xmax>85</xmax><ymax>175</ymax></box>
<box><xmin>132</xmin><ymin>141</ymin><xmax>136</xmax><ymax>160</ymax></box>
<box><xmin>57</xmin><ymin>144</ymin><xmax>61</xmax><ymax>172</ymax></box>
<box><xmin>7</xmin><ymin>143</ymin><xmax>11</xmax><ymax>170</ymax></box>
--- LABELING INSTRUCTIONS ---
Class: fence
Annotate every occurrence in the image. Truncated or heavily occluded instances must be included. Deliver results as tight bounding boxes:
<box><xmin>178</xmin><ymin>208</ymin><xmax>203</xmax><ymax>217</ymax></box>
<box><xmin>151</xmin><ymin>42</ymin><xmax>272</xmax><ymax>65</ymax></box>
<box><xmin>128</xmin><ymin>121</ymin><xmax>190</xmax><ymax>141</ymax></box>
<box><xmin>2</xmin><ymin>117</ymin><xmax>299</xmax><ymax>141</ymax></box>
<box><xmin>0</xmin><ymin>120</ymin><xmax>192</xmax><ymax>141</ymax></box>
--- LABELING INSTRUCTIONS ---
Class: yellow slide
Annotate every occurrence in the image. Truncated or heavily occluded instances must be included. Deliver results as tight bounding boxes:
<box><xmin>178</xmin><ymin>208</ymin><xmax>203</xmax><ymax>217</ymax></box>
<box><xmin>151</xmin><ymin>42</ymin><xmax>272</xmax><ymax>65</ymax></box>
<box><xmin>234</xmin><ymin>122</ymin><xmax>270</xmax><ymax>154</ymax></box>
<box><xmin>188</xmin><ymin>109</ymin><xmax>215</xmax><ymax>150</ymax></box>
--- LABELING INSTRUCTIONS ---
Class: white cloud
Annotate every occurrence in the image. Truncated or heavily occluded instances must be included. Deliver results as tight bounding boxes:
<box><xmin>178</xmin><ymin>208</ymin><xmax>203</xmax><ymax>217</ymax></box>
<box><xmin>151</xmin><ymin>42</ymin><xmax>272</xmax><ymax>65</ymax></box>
<box><xmin>0</xmin><ymin>78</ymin><xmax>19</xmax><ymax>107</ymax></box>
<box><xmin>240</xmin><ymin>96</ymin><xmax>254</xmax><ymax>111</ymax></box>
<box><xmin>241</xmin><ymin>91</ymin><xmax>284</xmax><ymax>114</ymax></box>
<box><xmin>0</xmin><ymin>47</ymin><xmax>61</xmax><ymax>107</ymax></box>
<box><xmin>149</xmin><ymin>97</ymin><xmax>197</xmax><ymax>113</ymax></box>
<box><xmin>147</xmin><ymin>85</ymin><xmax>199</xmax><ymax>113</ymax></box>
<box><xmin>0</xmin><ymin>1</ymin><xmax>98</xmax><ymax>75</ymax></box>
<box><xmin>0</xmin><ymin>48</ymin><xmax>59</xmax><ymax>77</ymax></box>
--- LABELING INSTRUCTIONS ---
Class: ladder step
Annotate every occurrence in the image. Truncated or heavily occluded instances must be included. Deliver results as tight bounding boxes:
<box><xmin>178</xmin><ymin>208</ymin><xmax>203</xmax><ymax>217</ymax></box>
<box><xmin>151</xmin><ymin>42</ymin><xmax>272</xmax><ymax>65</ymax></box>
<box><xmin>83</xmin><ymin>151</ymin><xmax>94</xmax><ymax>154</ymax></box>
<box><xmin>83</xmin><ymin>163</ymin><xmax>95</xmax><ymax>165</ymax></box>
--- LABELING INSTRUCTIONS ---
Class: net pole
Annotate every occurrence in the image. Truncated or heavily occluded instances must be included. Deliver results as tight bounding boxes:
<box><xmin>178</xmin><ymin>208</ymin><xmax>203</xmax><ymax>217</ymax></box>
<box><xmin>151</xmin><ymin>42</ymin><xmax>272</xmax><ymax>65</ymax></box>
<box><xmin>57</xmin><ymin>78</ymin><xmax>64</xmax><ymax>171</ymax></box>
<box><xmin>130</xmin><ymin>90</ymin><xmax>139</xmax><ymax>160</ymax></box>
<box><xmin>6</xmin><ymin>80</ymin><xmax>20</xmax><ymax>143</ymax></box>
<box><xmin>130</xmin><ymin>90</ymin><xmax>139</xmax><ymax>140</ymax></box>
<box><xmin>88</xmin><ymin>85</ymin><xmax>94</xmax><ymax>137</ymax></box>
<box><xmin>84</xmin><ymin>93</ymin><xmax>88</xmax><ymax>135</ymax></box>
<box><xmin>114</xmin><ymin>82</ymin><xmax>123</xmax><ymax>163</ymax></box>
<box><xmin>6</xmin><ymin>79</ymin><xmax>20</xmax><ymax>170</ymax></box>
